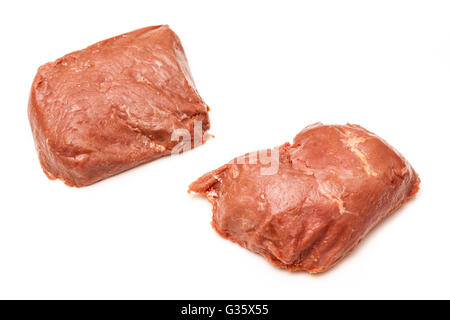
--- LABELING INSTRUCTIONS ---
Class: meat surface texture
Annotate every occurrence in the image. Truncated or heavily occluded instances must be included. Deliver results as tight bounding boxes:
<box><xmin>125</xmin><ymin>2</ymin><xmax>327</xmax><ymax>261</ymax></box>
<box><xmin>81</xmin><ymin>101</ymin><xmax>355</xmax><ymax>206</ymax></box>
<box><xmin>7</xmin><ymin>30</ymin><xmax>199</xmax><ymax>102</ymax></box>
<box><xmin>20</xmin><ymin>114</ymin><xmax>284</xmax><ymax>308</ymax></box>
<box><xmin>189</xmin><ymin>123</ymin><xmax>420</xmax><ymax>273</ymax></box>
<box><xmin>29</xmin><ymin>25</ymin><xmax>209</xmax><ymax>187</ymax></box>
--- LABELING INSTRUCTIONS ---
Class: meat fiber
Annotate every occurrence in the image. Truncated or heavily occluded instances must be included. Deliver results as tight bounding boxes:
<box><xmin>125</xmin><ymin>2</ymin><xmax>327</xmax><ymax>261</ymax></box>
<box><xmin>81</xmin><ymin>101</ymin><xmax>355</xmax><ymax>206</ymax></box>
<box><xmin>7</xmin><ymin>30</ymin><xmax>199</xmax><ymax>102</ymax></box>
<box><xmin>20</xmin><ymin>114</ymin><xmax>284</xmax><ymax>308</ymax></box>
<box><xmin>189</xmin><ymin>123</ymin><xmax>420</xmax><ymax>273</ymax></box>
<box><xmin>29</xmin><ymin>25</ymin><xmax>209</xmax><ymax>187</ymax></box>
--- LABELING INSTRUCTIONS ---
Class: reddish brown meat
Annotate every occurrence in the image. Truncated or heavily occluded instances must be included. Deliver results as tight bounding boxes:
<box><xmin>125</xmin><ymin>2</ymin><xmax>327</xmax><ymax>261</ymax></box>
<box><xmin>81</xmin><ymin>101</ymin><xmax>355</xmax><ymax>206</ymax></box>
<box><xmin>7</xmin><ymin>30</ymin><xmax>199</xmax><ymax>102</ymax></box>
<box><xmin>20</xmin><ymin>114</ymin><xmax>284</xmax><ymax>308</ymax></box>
<box><xmin>29</xmin><ymin>25</ymin><xmax>209</xmax><ymax>187</ymax></box>
<box><xmin>189</xmin><ymin>123</ymin><xmax>420</xmax><ymax>273</ymax></box>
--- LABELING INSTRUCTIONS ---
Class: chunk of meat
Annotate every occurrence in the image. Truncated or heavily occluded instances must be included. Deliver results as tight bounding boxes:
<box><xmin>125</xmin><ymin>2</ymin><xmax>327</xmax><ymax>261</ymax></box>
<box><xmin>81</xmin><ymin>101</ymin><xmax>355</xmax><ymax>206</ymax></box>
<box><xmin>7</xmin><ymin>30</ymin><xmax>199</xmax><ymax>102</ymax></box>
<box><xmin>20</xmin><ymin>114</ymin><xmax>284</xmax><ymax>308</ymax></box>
<box><xmin>189</xmin><ymin>123</ymin><xmax>420</xmax><ymax>273</ymax></box>
<box><xmin>29</xmin><ymin>25</ymin><xmax>209</xmax><ymax>187</ymax></box>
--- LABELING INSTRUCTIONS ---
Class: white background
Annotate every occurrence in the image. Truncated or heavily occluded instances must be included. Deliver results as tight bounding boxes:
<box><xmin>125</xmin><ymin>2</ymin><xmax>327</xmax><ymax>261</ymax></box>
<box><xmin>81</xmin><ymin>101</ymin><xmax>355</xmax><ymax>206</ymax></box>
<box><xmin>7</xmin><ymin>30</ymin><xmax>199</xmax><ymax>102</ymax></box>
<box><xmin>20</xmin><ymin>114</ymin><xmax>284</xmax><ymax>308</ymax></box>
<box><xmin>0</xmin><ymin>0</ymin><xmax>449</xmax><ymax>299</ymax></box>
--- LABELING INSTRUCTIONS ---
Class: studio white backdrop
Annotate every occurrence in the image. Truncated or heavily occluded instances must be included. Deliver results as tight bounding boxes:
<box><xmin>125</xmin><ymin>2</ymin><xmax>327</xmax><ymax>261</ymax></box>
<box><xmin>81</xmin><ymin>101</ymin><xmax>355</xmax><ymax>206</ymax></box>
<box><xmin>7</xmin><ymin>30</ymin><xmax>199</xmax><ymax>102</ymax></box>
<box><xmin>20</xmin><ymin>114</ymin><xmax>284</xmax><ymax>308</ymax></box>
<box><xmin>0</xmin><ymin>0</ymin><xmax>449</xmax><ymax>299</ymax></box>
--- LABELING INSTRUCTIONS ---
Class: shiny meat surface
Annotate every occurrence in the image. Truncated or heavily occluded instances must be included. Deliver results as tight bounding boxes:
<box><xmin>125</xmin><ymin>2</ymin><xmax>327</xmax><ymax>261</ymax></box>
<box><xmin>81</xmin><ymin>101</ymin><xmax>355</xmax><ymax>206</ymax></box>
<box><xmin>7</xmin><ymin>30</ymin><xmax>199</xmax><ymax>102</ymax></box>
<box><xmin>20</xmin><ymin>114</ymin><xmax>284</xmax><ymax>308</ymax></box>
<box><xmin>189</xmin><ymin>123</ymin><xmax>420</xmax><ymax>273</ymax></box>
<box><xmin>29</xmin><ymin>25</ymin><xmax>209</xmax><ymax>187</ymax></box>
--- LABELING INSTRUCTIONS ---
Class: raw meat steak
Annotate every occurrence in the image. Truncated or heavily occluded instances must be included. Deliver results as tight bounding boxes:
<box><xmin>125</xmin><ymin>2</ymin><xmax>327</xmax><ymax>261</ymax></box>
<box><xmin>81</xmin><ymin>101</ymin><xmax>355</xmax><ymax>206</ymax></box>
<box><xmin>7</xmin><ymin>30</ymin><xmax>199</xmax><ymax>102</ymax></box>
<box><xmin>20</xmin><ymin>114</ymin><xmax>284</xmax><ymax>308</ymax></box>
<box><xmin>29</xmin><ymin>25</ymin><xmax>209</xmax><ymax>187</ymax></box>
<box><xmin>189</xmin><ymin>123</ymin><xmax>420</xmax><ymax>273</ymax></box>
